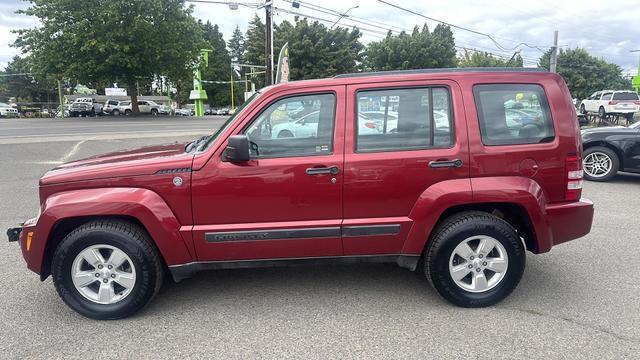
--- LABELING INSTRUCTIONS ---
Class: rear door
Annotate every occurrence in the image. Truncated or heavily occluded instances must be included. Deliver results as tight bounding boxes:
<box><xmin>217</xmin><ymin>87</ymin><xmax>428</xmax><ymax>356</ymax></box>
<box><xmin>342</xmin><ymin>80</ymin><xmax>469</xmax><ymax>255</ymax></box>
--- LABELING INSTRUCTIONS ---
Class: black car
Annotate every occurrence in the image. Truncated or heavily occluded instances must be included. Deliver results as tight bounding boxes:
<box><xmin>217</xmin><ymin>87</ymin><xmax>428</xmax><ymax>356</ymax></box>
<box><xmin>581</xmin><ymin>122</ymin><xmax>640</xmax><ymax>181</ymax></box>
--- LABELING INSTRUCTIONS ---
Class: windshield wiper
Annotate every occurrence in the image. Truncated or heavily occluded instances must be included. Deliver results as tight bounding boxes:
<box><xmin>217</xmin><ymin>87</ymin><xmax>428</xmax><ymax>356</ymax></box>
<box><xmin>185</xmin><ymin>135</ymin><xmax>210</xmax><ymax>153</ymax></box>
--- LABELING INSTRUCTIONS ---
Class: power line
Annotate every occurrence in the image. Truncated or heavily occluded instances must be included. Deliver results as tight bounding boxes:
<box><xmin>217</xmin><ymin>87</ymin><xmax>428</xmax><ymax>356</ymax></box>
<box><xmin>376</xmin><ymin>0</ymin><xmax>550</xmax><ymax>53</ymax></box>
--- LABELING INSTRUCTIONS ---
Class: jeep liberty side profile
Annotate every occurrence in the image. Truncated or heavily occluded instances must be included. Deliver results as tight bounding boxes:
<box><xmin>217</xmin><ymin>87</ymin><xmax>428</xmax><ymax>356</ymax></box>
<box><xmin>7</xmin><ymin>68</ymin><xmax>594</xmax><ymax>319</ymax></box>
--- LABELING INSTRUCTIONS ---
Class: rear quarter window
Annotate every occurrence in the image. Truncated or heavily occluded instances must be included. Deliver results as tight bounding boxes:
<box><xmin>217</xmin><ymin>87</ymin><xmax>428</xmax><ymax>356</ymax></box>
<box><xmin>473</xmin><ymin>84</ymin><xmax>555</xmax><ymax>146</ymax></box>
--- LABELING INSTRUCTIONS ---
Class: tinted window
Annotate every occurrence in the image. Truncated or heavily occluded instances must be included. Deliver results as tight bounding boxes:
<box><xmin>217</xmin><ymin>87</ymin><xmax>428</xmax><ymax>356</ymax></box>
<box><xmin>601</xmin><ymin>93</ymin><xmax>612</xmax><ymax>101</ymax></box>
<box><xmin>474</xmin><ymin>84</ymin><xmax>555</xmax><ymax>146</ymax></box>
<box><xmin>613</xmin><ymin>92</ymin><xmax>639</xmax><ymax>100</ymax></box>
<box><xmin>244</xmin><ymin>93</ymin><xmax>335</xmax><ymax>158</ymax></box>
<box><xmin>356</xmin><ymin>87</ymin><xmax>453</xmax><ymax>152</ymax></box>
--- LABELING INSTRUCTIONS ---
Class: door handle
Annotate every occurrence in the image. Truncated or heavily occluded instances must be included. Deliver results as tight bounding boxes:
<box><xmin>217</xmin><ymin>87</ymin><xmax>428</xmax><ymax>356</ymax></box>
<box><xmin>306</xmin><ymin>166</ymin><xmax>340</xmax><ymax>175</ymax></box>
<box><xmin>428</xmin><ymin>159</ymin><xmax>463</xmax><ymax>169</ymax></box>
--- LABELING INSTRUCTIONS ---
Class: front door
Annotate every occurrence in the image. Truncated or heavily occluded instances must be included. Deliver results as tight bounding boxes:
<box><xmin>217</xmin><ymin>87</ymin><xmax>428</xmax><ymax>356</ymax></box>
<box><xmin>342</xmin><ymin>81</ymin><xmax>469</xmax><ymax>255</ymax></box>
<box><xmin>191</xmin><ymin>87</ymin><xmax>345</xmax><ymax>261</ymax></box>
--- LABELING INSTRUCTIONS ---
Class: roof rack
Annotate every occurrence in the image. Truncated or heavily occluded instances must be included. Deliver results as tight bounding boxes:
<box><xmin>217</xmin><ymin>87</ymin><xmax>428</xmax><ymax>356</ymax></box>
<box><xmin>334</xmin><ymin>67</ymin><xmax>546</xmax><ymax>79</ymax></box>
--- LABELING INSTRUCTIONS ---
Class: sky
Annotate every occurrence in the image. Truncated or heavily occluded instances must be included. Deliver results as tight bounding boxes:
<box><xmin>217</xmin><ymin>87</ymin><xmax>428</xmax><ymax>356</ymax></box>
<box><xmin>1</xmin><ymin>0</ymin><xmax>639</xmax><ymax>76</ymax></box>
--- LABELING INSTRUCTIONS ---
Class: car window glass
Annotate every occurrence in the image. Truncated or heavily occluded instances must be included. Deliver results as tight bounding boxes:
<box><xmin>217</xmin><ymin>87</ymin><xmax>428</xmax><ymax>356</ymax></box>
<box><xmin>355</xmin><ymin>87</ymin><xmax>453</xmax><ymax>152</ymax></box>
<box><xmin>613</xmin><ymin>92</ymin><xmax>639</xmax><ymax>101</ymax></box>
<box><xmin>601</xmin><ymin>93</ymin><xmax>612</xmax><ymax>101</ymax></box>
<box><xmin>474</xmin><ymin>84</ymin><xmax>555</xmax><ymax>146</ymax></box>
<box><xmin>243</xmin><ymin>93</ymin><xmax>335</xmax><ymax>158</ymax></box>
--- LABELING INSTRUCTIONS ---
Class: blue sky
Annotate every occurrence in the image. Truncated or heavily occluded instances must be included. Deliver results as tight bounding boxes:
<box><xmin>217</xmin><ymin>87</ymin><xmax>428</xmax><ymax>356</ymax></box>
<box><xmin>2</xmin><ymin>0</ymin><xmax>639</xmax><ymax>76</ymax></box>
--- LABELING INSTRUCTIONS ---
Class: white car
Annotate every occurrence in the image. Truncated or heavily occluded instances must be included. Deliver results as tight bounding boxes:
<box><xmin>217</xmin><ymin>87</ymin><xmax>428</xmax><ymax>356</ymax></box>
<box><xmin>120</xmin><ymin>100</ymin><xmax>161</xmax><ymax>116</ymax></box>
<box><xmin>361</xmin><ymin>110</ymin><xmax>450</xmax><ymax>133</ymax></box>
<box><xmin>0</xmin><ymin>102</ymin><xmax>19</xmax><ymax>118</ymax></box>
<box><xmin>580</xmin><ymin>90</ymin><xmax>639</xmax><ymax>120</ymax></box>
<box><xmin>270</xmin><ymin>111</ymin><xmax>384</xmax><ymax>138</ymax></box>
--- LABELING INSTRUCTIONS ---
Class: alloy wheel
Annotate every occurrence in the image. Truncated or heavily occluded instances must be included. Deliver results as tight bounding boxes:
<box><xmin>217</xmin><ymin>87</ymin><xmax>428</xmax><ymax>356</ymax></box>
<box><xmin>448</xmin><ymin>235</ymin><xmax>509</xmax><ymax>293</ymax></box>
<box><xmin>583</xmin><ymin>152</ymin><xmax>612</xmax><ymax>178</ymax></box>
<box><xmin>71</xmin><ymin>244</ymin><xmax>136</xmax><ymax>305</ymax></box>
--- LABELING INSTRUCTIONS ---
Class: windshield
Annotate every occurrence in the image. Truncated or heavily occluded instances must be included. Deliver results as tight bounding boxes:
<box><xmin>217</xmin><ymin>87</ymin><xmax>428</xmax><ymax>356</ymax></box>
<box><xmin>195</xmin><ymin>91</ymin><xmax>262</xmax><ymax>152</ymax></box>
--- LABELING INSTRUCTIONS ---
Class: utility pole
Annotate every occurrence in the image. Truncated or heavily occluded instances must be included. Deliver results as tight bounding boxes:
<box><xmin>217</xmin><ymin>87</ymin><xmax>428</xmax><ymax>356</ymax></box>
<box><xmin>264</xmin><ymin>0</ymin><xmax>274</xmax><ymax>86</ymax></box>
<box><xmin>550</xmin><ymin>30</ymin><xmax>559</xmax><ymax>73</ymax></box>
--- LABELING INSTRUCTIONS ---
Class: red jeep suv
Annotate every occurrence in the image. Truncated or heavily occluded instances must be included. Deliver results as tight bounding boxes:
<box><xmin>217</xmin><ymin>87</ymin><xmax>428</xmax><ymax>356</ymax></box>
<box><xmin>8</xmin><ymin>68</ymin><xmax>594</xmax><ymax>319</ymax></box>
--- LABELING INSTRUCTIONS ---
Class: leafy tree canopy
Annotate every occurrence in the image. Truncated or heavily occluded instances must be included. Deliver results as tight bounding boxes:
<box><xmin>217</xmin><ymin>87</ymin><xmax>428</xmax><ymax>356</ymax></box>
<box><xmin>364</xmin><ymin>24</ymin><xmax>457</xmax><ymax>71</ymax></box>
<box><xmin>14</xmin><ymin>0</ymin><xmax>205</xmax><ymax>112</ymax></box>
<box><xmin>458</xmin><ymin>50</ymin><xmax>523</xmax><ymax>67</ymax></box>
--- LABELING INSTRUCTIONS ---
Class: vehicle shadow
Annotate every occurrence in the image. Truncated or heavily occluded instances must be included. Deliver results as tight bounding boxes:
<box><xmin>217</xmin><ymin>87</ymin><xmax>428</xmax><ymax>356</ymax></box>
<box><xmin>604</xmin><ymin>172</ymin><xmax>640</xmax><ymax>184</ymax></box>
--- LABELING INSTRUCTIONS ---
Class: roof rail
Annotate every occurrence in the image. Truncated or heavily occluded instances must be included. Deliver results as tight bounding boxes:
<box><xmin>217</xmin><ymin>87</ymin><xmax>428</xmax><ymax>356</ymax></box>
<box><xmin>334</xmin><ymin>67</ymin><xmax>546</xmax><ymax>79</ymax></box>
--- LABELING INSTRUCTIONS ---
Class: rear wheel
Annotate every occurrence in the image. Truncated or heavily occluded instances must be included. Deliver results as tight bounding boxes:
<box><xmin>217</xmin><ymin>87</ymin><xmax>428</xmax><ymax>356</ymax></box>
<box><xmin>583</xmin><ymin>146</ymin><xmax>619</xmax><ymax>182</ymax></box>
<box><xmin>125</xmin><ymin>109</ymin><xmax>132</xmax><ymax>116</ymax></box>
<box><xmin>424</xmin><ymin>211</ymin><xmax>525</xmax><ymax>307</ymax></box>
<box><xmin>277</xmin><ymin>130</ymin><xmax>294</xmax><ymax>138</ymax></box>
<box><xmin>151</xmin><ymin>108</ymin><xmax>158</xmax><ymax>116</ymax></box>
<box><xmin>599</xmin><ymin>106</ymin><xmax>606</xmax><ymax>119</ymax></box>
<box><xmin>579</xmin><ymin>103</ymin><xmax>586</xmax><ymax>114</ymax></box>
<box><xmin>51</xmin><ymin>220</ymin><xmax>164</xmax><ymax>319</ymax></box>
<box><xmin>112</xmin><ymin>109</ymin><xmax>120</xmax><ymax>116</ymax></box>
<box><xmin>625</xmin><ymin>113</ymin><xmax>634</xmax><ymax>123</ymax></box>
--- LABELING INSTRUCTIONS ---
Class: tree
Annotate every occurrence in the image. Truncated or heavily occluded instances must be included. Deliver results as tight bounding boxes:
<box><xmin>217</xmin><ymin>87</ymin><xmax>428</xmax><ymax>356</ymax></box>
<box><xmin>14</xmin><ymin>0</ymin><xmax>205</xmax><ymax>113</ymax></box>
<box><xmin>228</xmin><ymin>26</ymin><xmax>245</xmax><ymax>65</ymax></box>
<box><xmin>539</xmin><ymin>48</ymin><xmax>631</xmax><ymax>100</ymax></box>
<box><xmin>459</xmin><ymin>50</ymin><xmax>523</xmax><ymax>67</ymax></box>
<box><xmin>364</xmin><ymin>24</ymin><xmax>457</xmax><ymax>71</ymax></box>
<box><xmin>0</xmin><ymin>56</ymin><xmax>57</xmax><ymax>103</ymax></box>
<box><xmin>244</xmin><ymin>14</ymin><xmax>266</xmax><ymax>88</ymax></box>
<box><xmin>274</xmin><ymin>18</ymin><xmax>363</xmax><ymax>80</ymax></box>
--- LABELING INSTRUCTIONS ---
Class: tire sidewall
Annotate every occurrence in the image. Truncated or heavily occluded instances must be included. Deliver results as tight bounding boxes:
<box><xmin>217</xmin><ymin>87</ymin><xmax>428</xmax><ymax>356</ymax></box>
<box><xmin>428</xmin><ymin>218</ymin><xmax>525</xmax><ymax>307</ymax></box>
<box><xmin>52</xmin><ymin>227</ymin><xmax>157</xmax><ymax>319</ymax></box>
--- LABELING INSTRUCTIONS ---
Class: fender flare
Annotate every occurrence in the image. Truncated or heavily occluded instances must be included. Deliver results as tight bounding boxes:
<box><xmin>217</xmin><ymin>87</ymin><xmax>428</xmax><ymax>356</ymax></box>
<box><xmin>29</xmin><ymin>187</ymin><xmax>193</xmax><ymax>275</ymax></box>
<box><xmin>402</xmin><ymin>176</ymin><xmax>551</xmax><ymax>255</ymax></box>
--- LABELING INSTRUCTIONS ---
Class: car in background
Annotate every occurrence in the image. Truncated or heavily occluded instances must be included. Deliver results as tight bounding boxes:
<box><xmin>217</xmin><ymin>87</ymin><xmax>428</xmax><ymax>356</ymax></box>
<box><xmin>581</xmin><ymin>121</ymin><xmax>640</xmax><ymax>181</ymax></box>
<box><xmin>217</xmin><ymin>108</ymin><xmax>230</xmax><ymax>115</ymax></box>
<box><xmin>271</xmin><ymin>111</ymin><xmax>390</xmax><ymax>138</ymax></box>
<box><xmin>175</xmin><ymin>108</ymin><xmax>193</xmax><ymax>116</ymax></box>
<box><xmin>580</xmin><ymin>90</ymin><xmax>640</xmax><ymax>121</ymax></box>
<box><xmin>70</xmin><ymin>97</ymin><xmax>103</xmax><ymax>117</ymax></box>
<box><xmin>120</xmin><ymin>100</ymin><xmax>161</xmax><ymax>116</ymax></box>
<box><xmin>103</xmin><ymin>99</ymin><xmax>124</xmax><ymax>116</ymax></box>
<box><xmin>0</xmin><ymin>102</ymin><xmax>19</xmax><ymax>118</ymax></box>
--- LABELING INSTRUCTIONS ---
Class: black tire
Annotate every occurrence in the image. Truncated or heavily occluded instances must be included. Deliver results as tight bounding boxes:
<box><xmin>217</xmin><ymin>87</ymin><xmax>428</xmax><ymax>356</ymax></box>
<box><xmin>625</xmin><ymin>113</ymin><xmax>634</xmax><ymax>123</ymax></box>
<box><xmin>151</xmin><ymin>108</ymin><xmax>158</xmax><ymax>116</ymax></box>
<box><xmin>112</xmin><ymin>109</ymin><xmax>120</xmax><ymax>116</ymax></box>
<box><xmin>599</xmin><ymin>106</ymin><xmax>606</xmax><ymax>119</ymax></box>
<box><xmin>51</xmin><ymin>220</ymin><xmax>164</xmax><ymax>320</ymax></box>
<box><xmin>125</xmin><ymin>109</ymin><xmax>132</xmax><ymax>116</ymax></box>
<box><xmin>579</xmin><ymin>103</ymin><xmax>586</xmax><ymax>115</ymax></box>
<box><xmin>582</xmin><ymin>146</ymin><xmax>619</xmax><ymax>182</ymax></box>
<box><xmin>424</xmin><ymin>211</ymin><xmax>525</xmax><ymax>308</ymax></box>
<box><xmin>277</xmin><ymin>130</ymin><xmax>294</xmax><ymax>138</ymax></box>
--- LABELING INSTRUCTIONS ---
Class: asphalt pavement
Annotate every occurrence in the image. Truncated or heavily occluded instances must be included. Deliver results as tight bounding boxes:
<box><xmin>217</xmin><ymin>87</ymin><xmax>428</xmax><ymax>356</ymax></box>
<box><xmin>1</xmin><ymin>116</ymin><xmax>639</xmax><ymax>359</ymax></box>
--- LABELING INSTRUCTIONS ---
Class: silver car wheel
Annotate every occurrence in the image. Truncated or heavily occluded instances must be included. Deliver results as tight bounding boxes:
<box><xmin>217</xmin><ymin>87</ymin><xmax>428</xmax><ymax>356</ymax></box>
<box><xmin>449</xmin><ymin>235</ymin><xmax>509</xmax><ymax>293</ymax></box>
<box><xmin>583</xmin><ymin>152</ymin><xmax>612</xmax><ymax>178</ymax></box>
<box><xmin>71</xmin><ymin>244</ymin><xmax>136</xmax><ymax>305</ymax></box>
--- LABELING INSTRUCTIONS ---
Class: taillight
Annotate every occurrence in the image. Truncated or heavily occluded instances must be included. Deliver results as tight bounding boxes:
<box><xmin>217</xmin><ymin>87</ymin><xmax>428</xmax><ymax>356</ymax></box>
<box><xmin>364</xmin><ymin>121</ymin><xmax>376</xmax><ymax>129</ymax></box>
<box><xmin>565</xmin><ymin>155</ymin><xmax>583</xmax><ymax>201</ymax></box>
<box><xmin>608</xmin><ymin>100</ymin><xmax>619</xmax><ymax>105</ymax></box>
<box><xmin>634</xmin><ymin>101</ymin><xmax>640</xmax><ymax>105</ymax></box>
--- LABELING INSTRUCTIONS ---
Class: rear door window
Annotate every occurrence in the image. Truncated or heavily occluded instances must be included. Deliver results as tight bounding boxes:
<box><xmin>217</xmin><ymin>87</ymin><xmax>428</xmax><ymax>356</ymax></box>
<box><xmin>355</xmin><ymin>87</ymin><xmax>453</xmax><ymax>152</ymax></box>
<box><xmin>473</xmin><ymin>84</ymin><xmax>555</xmax><ymax>146</ymax></box>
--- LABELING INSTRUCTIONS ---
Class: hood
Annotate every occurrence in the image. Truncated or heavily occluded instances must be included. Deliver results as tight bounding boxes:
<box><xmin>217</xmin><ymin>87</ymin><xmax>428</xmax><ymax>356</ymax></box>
<box><xmin>581</xmin><ymin>126</ymin><xmax>635</xmax><ymax>135</ymax></box>
<box><xmin>40</xmin><ymin>142</ymin><xmax>194</xmax><ymax>185</ymax></box>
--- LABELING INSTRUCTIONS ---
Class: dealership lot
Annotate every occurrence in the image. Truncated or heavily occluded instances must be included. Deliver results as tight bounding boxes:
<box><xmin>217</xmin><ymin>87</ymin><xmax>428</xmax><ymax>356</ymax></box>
<box><xmin>0</xmin><ymin>117</ymin><xmax>639</xmax><ymax>358</ymax></box>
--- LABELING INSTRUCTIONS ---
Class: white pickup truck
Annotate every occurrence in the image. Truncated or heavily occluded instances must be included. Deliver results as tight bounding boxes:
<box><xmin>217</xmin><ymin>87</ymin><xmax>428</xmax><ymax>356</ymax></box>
<box><xmin>580</xmin><ymin>90</ymin><xmax>639</xmax><ymax>121</ymax></box>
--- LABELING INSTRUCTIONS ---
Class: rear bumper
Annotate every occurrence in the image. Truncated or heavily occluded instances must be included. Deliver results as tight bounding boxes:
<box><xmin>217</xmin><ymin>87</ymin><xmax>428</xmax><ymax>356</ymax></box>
<box><xmin>546</xmin><ymin>198</ymin><xmax>594</xmax><ymax>247</ymax></box>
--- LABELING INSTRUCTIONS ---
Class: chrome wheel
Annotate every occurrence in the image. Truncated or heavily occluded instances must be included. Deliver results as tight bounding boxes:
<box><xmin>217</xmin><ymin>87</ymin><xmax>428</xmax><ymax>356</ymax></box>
<box><xmin>71</xmin><ymin>244</ymin><xmax>136</xmax><ymax>305</ymax></box>
<box><xmin>449</xmin><ymin>235</ymin><xmax>509</xmax><ymax>293</ymax></box>
<box><xmin>583</xmin><ymin>152</ymin><xmax>612</xmax><ymax>178</ymax></box>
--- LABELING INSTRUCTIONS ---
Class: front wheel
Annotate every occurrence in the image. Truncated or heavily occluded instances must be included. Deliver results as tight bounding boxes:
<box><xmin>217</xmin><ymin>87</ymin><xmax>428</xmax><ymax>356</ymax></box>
<box><xmin>112</xmin><ymin>109</ymin><xmax>120</xmax><ymax>116</ymax></box>
<box><xmin>125</xmin><ymin>109</ymin><xmax>132</xmax><ymax>116</ymax></box>
<box><xmin>51</xmin><ymin>220</ymin><xmax>164</xmax><ymax>319</ymax></box>
<box><xmin>151</xmin><ymin>108</ymin><xmax>158</xmax><ymax>116</ymax></box>
<box><xmin>599</xmin><ymin>106</ymin><xmax>606</xmax><ymax>119</ymax></box>
<box><xmin>424</xmin><ymin>211</ymin><xmax>525</xmax><ymax>307</ymax></box>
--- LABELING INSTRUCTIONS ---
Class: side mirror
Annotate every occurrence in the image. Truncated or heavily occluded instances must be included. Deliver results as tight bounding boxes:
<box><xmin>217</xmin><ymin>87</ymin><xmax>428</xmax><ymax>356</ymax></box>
<box><xmin>224</xmin><ymin>135</ymin><xmax>250</xmax><ymax>162</ymax></box>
